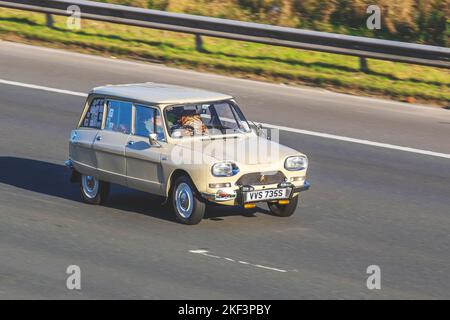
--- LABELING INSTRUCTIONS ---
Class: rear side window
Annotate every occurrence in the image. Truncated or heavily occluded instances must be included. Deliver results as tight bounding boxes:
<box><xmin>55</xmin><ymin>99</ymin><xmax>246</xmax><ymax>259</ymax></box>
<box><xmin>81</xmin><ymin>98</ymin><xmax>104</xmax><ymax>129</ymax></box>
<box><xmin>104</xmin><ymin>100</ymin><xmax>132</xmax><ymax>134</ymax></box>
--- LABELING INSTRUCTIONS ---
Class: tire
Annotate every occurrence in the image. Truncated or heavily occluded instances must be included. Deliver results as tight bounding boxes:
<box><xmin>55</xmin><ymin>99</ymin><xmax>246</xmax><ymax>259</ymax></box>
<box><xmin>171</xmin><ymin>176</ymin><xmax>205</xmax><ymax>225</ymax></box>
<box><xmin>80</xmin><ymin>174</ymin><xmax>110</xmax><ymax>205</ymax></box>
<box><xmin>268</xmin><ymin>195</ymin><xmax>299</xmax><ymax>217</ymax></box>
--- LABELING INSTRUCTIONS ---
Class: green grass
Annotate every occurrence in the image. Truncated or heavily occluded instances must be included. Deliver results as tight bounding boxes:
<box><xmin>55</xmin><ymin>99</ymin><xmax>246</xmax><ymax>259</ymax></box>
<box><xmin>0</xmin><ymin>8</ymin><xmax>449</xmax><ymax>106</ymax></box>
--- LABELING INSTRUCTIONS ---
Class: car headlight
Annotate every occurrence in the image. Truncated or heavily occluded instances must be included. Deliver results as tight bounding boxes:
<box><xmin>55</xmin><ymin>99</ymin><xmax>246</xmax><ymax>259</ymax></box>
<box><xmin>211</xmin><ymin>162</ymin><xmax>239</xmax><ymax>177</ymax></box>
<box><xmin>284</xmin><ymin>156</ymin><xmax>308</xmax><ymax>171</ymax></box>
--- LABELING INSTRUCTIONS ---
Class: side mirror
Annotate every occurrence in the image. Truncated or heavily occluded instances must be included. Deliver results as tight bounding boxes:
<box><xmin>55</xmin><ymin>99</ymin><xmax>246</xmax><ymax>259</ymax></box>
<box><xmin>149</xmin><ymin>133</ymin><xmax>161</xmax><ymax>147</ymax></box>
<box><xmin>251</xmin><ymin>122</ymin><xmax>263</xmax><ymax>136</ymax></box>
<box><xmin>252</xmin><ymin>122</ymin><xmax>270</xmax><ymax>139</ymax></box>
<box><xmin>256</xmin><ymin>123</ymin><xmax>263</xmax><ymax>132</ymax></box>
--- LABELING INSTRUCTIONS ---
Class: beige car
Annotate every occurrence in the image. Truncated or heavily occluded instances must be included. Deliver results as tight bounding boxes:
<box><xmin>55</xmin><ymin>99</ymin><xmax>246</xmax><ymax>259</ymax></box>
<box><xmin>66</xmin><ymin>83</ymin><xmax>310</xmax><ymax>224</ymax></box>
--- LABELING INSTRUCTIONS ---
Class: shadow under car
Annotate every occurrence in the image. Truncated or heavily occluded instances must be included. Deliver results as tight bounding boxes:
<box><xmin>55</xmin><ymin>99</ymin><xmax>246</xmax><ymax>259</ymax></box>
<box><xmin>0</xmin><ymin>156</ymin><xmax>269</xmax><ymax>223</ymax></box>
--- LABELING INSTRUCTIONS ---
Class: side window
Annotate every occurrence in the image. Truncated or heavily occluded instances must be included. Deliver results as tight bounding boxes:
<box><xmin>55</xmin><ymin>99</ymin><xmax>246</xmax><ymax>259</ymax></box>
<box><xmin>81</xmin><ymin>98</ymin><xmax>104</xmax><ymax>129</ymax></box>
<box><xmin>104</xmin><ymin>100</ymin><xmax>132</xmax><ymax>134</ymax></box>
<box><xmin>135</xmin><ymin>105</ymin><xmax>165</xmax><ymax>141</ymax></box>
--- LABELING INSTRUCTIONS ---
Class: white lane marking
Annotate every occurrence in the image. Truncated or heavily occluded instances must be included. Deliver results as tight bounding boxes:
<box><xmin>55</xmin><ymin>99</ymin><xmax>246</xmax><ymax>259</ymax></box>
<box><xmin>253</xmin><ymin>264</ymin><xmax>292</xmax><ymax>273</ymax></box>
<box><xmin>3</xmin><ymin>41</ymin><xmax>439</xmax><ymax>112</ymax></box>
<box><xmin>189</xmin><ymin>249</ymin><xmax>289</xmax><ymax>273</ymax></box>
<box><xmin>189</xmin><ymin>249</ymin><xmax>221</xmax><ymax>259</ymax></box>
<box><xmin>1</xmin><ymin>78</ymin><xmax>449</xmax><ymax>159</ymax></box>
<box><xmin>261</xmin><ymin>122</ymin><xmax>450</xmax><ymax>159</ymax></box>
<box><xmin>0</xmin><ymin>79</ymin><xmax>87</xmax><ymax>97</ymax></box>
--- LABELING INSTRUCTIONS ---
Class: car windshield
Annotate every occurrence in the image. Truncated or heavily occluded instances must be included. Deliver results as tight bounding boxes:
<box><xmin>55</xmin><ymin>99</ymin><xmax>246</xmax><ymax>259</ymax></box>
<box><xmin>165</xmin><ymin>101</ymin><xmax>251</xmax><ymax>137</ymax></box>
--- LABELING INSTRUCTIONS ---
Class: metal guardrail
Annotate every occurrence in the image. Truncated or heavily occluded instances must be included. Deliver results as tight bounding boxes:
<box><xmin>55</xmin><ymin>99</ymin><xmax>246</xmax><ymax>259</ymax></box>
<box><xmin>0</xmin><ymin>0</ymin><xmax>449</xmax><ymax>69</ymax></box>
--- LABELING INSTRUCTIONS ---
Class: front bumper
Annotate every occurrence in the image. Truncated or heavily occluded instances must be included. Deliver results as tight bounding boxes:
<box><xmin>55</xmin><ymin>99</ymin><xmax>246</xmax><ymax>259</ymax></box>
<box><xmin>201</xmin><ymin>180</ymin><xmax>310</xmax><ymax>206</ymax></box>
<box><xmin>64</xmin><ymin>159</ymin><xmax>81</xmax><ymax>183</ymax></box>
<box><xmin>293</xmin><ymin>180</ymin><xmax>311</xmax><ymax>193</ymax></box>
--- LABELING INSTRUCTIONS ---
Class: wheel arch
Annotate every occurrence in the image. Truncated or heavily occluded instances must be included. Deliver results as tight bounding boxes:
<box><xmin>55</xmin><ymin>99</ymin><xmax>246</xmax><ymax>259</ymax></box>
<box><xmin>165</xmin><ymin>169</ymin><xmax>199</xmax><ymax>198</ymax></box>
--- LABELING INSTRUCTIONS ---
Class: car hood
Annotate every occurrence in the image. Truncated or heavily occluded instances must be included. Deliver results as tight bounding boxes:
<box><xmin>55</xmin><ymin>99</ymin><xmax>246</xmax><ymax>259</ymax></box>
<box><xmin>173</xmin><ymin>135</ymin><xmax>301</xmax><ymax>165</ymax></box>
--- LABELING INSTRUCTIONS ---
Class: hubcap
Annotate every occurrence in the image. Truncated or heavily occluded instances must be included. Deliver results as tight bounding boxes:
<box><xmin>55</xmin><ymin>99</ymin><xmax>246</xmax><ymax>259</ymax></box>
<box><xmin>175</xmin><ymin>182</ymin><xmax>193</xmax><ymax>218</ymax></box>
<box><xmin>82</xmin><ymin>175</ymin><xmax>99</xmax><ymax>199</ymax></box>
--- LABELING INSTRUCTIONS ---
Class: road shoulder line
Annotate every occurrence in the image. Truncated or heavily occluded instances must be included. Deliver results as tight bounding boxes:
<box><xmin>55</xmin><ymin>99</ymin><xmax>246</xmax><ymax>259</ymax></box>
<box><xmin>1</xmin><ymin>78</ymin><xmax>449</xmax><ymax>160</ymax></box>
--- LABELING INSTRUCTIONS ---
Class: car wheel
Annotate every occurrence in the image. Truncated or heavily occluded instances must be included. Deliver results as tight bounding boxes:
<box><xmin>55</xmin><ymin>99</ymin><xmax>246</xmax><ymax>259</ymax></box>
<box><xmin>80</xmin><ymin>174</ymin><xmax>110</xmax><ymax>205</ymax></box>
<box><xmin>172</xmin><ymin>176</ymin><xmax>205</xmax><ymax>225</ymax></box>
<box><xmin>267</xmin><ymin>195</ymin><xmax>299</xmax><ymax>217</ymax></box>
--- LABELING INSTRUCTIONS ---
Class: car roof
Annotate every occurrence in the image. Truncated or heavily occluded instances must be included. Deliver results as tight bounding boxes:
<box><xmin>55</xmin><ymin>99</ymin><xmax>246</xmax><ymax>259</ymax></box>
<box><xmin>90</xmin><ymin>82</ymin><xmax>233</xmax><ymax>105</ymax></box>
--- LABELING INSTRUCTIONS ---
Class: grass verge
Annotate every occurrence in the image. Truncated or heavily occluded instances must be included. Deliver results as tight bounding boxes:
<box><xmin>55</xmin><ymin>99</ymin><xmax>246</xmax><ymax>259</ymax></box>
<box><xmin>0</xmin><ymin>8</ymin><xmax>449</xmax><ymax>107</ymax></box>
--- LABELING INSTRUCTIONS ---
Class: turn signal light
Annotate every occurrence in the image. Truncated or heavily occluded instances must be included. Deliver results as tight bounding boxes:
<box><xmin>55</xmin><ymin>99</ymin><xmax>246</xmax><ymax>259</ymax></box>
<box><xmin>278</xmin><ymin>200</ymin><xmax>290</xmax><ymax>205</ymax></box>
<box><xmin>278</xmin><ymin>181</ymin><xmax>293</xmax><ymax>188</ymax></box>
<box><xmin>244</xmin><ymin>203</ymin><xmax>256</xmax><ymax>209</ymax></box>
<box><xmin>209</xmin><ymin>182</ymin><xmax>231</xmax><ymax>188</ymax></box>
<box><xmin>241</xmin><ymin>185</ymin><xmax>255</xmax><ymax>192</ymax></box>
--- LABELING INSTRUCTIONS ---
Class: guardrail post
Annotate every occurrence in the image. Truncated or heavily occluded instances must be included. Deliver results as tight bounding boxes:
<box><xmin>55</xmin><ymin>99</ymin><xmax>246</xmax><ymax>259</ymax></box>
<box><xmin>359</xmin><ymin>57</ymin><xmax>369</xmax><ymax>72</ymax></box>
<box><xmin>45</xmin><ymin>13</ymin><xmax>54</xmax><ymax>28</ymax></box>
<box><xmin>195</xmin><ymin>34</ymin><xmax>204</xmax><ymax>52</ymax></box>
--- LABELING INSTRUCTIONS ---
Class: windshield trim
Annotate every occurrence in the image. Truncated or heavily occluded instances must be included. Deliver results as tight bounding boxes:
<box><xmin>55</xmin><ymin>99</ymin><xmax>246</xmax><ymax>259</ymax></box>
<box><xmin>163</xmin><ymin>99</ymin><xmax>251</xmax><ymax>139</ymax></box>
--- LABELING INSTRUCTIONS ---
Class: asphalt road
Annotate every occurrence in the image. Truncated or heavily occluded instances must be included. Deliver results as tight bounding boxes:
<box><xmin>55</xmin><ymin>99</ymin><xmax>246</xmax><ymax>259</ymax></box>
<box><xmin>0</xmin><ymin>41</ymin><xmax>449</xmax><ymax>299</ymax></box>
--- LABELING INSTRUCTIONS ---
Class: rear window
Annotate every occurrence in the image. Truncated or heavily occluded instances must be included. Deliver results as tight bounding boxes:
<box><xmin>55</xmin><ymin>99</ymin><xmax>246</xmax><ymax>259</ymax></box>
<box><xmin>81</xmin><ymin>98</ymin><xmax>104</xmax><ymax>129</ymax></box>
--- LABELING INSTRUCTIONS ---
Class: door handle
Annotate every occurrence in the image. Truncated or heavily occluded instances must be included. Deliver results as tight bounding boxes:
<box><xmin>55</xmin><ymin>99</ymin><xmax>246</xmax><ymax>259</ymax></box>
<box><xmin>96</xmin><ymin>136</ymin><xmax>102</xmax><ymax>141</ymax></box>
<box><xmin>128</xmin><ymin>141</ymin><xmax>135</xmax><ymax>146</ymax></box>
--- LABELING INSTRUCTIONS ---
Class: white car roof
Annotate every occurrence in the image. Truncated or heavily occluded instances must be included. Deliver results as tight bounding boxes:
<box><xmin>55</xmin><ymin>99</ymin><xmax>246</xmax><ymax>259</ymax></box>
<box><xmin>90</xmin><ymin>82</ymin><xmax>233</xmax><ymax>105</ymax></box>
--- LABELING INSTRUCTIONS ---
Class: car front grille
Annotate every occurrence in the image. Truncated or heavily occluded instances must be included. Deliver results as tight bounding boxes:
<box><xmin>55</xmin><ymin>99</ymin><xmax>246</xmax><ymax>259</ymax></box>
<box><xmin>236</xmin><ymin>171</ymin><xmax>286</xmax><ymax>186</ymax></box>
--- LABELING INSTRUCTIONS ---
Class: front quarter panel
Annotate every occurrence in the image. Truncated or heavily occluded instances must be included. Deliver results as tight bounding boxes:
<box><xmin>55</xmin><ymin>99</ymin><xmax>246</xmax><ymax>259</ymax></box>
<box><xmin>162</xmin><ymin>143</ymin><xmax>210</xmax><ymax>197</ymax></box>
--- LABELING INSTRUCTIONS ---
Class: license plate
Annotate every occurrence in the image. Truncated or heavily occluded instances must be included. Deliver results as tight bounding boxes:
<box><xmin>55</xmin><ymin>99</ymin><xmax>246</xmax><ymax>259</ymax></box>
<box><xmin>244</xmin><ymin>188</ymin><xmax>289</xmax><ymax>203</ymax></box>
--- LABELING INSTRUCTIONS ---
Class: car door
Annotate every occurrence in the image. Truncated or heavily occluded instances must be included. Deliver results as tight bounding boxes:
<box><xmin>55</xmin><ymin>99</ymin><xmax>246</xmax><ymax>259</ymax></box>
<box><xmin>93</xmin><ymin>99</ymin><xmax>132</xmax><ymax>186</ymax></box>
<box><xmin>125</xmin><ymin>104</ymin><xmax>166</xmax><ymax>195</ymax></box>
<box><xmin>70</xmin><ymin>97</ymin><xmax>105</xmax><ymax>176</ymax></box>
